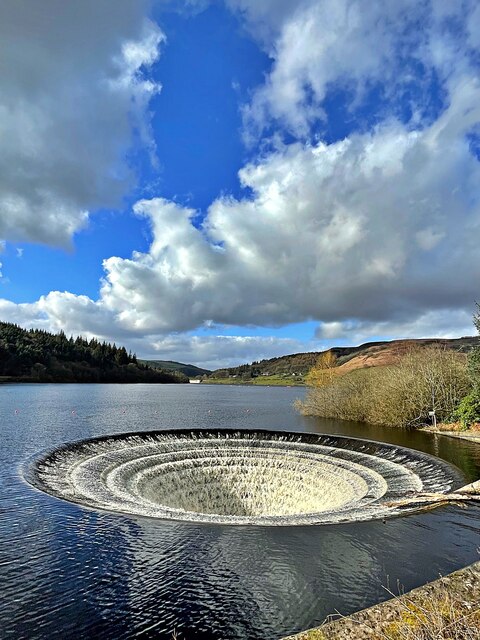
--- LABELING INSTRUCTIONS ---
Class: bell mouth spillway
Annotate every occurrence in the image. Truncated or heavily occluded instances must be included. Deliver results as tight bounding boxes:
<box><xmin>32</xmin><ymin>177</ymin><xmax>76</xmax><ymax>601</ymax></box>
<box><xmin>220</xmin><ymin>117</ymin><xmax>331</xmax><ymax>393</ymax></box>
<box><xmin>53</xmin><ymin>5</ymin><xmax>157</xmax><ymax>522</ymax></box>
<box><xmin>27</xmin><ymin>430</ymin><xmax>464</xmax><ymax>525</ymax></box>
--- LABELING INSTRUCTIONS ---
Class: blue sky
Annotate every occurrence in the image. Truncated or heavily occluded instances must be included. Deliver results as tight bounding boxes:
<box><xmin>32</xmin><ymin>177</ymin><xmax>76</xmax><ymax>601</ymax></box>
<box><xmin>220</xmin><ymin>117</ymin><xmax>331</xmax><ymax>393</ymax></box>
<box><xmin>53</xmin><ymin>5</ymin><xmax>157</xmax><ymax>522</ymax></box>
<box><xmin>0</xmin><ymin>1</ymin><xmax>480</xmax><ymax>368</ymax></box>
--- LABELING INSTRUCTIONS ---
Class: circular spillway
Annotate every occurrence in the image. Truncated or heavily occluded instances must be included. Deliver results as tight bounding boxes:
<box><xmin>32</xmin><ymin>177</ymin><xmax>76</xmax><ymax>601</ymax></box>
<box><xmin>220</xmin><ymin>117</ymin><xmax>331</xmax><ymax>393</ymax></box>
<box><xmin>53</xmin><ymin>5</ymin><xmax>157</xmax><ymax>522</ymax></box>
<box><xmin>27</xmin><ymin>430</ymin><xmax>464</xmax><ymax>525</ymax></box>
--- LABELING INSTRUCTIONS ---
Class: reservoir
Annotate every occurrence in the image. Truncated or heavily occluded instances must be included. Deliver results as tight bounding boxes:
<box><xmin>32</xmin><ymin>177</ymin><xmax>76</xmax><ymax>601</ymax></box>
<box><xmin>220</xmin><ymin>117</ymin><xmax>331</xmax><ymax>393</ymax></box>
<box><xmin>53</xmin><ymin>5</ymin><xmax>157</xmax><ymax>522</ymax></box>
<box><xmin>1</xmin><ymin>383</ymin><xmax>480</xmax><ymax>639</ymax></box>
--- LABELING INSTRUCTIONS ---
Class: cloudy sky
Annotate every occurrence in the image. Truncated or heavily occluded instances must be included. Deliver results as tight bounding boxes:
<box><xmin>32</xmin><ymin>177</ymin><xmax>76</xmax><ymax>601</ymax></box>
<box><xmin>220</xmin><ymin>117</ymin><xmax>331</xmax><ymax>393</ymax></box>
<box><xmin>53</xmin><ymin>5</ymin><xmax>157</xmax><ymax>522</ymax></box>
<box><xmin>1</xmin><ymin>0</ymin><xmax>479</xmax><ymax>369</ymax></box>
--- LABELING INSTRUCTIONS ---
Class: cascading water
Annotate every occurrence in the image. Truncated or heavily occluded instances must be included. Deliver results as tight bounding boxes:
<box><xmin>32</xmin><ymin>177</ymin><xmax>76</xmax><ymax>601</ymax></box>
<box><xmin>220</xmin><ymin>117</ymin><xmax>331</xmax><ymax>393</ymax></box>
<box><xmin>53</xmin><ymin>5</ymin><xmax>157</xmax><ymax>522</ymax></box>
<box><xmin>27</xmin><ymin>430</ymin><xmax>464</xmax><ymax>525</ymax></box>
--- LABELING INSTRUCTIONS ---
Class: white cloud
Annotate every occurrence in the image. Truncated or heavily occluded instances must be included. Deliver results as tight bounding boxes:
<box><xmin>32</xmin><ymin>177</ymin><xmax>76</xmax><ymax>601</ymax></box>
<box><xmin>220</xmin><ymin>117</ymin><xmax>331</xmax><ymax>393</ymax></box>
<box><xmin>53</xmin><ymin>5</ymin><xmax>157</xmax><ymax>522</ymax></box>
<box><xmin>0</xmin><ymin>292</ymin><xmax>109</xmax><ymax>338</ymax></box>
<box><xmin>1</xmin><ymin>0</ymin><xmax>479</xmax><ymax>367</ymax></box>
<box><xmin>315</xmin><ymin>309</ymin><xmax>476</xmax><ymax>346</ymax></box>
<box><xmin>227</xmin><ymin>0</ymin><xmax>480</xmax><ymax>139</ymax></box>
<box><xmin>0</xmin><ymin>294</ymin><xmax>307</xmax><ymax>368</ymax></box>
<box><xmin>0</xmin><ymin>298</ymin><xmax>46</xmax><ymax>327</ymax></box>
<box><xmin>0</xmin><ymin>1</ymin><xmax>163</xmax><ymax>247</ymax></box>
<box><xmin>2</xmin><ymin>76</ymin><xmax>479</xmax><ymax>358</ymax></box>
<box><xmin>143</xmin><ymin>334</ymin><xmax>308</xmax><ymax>370</ymax></box>
<box><xmin>90</xmin><ymin>78</ymin><xmax>480</xmax><ymax>335</ymax></box>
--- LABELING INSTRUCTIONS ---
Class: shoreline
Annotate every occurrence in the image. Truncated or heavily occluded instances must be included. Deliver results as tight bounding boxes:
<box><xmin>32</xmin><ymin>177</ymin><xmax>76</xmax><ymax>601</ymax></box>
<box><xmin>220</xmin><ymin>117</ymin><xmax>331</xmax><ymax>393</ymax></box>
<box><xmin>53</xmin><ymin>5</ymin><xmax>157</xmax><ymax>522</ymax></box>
<box><xmin>420</xmin><ymin>425</ymin><xmax>480</xmax><ymax>442</ymax></box>
<box><xmin>0</xmin><ymin>376</ymin><xmax>186</xmax><ymax>385</ymax></box>
<box><xmin>201</xmin><ymin>377</ymin><xmax>305</xmax><ymax>387</ymax></box>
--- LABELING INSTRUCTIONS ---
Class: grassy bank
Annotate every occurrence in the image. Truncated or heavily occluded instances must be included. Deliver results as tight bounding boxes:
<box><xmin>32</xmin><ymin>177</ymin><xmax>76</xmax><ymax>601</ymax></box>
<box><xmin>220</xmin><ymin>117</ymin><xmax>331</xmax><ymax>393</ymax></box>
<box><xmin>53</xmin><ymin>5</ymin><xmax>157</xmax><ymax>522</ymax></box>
<box><xmin>202</xmin><ymin>375</ymin><xmax>305</xmax><ymax>386</ymax></box>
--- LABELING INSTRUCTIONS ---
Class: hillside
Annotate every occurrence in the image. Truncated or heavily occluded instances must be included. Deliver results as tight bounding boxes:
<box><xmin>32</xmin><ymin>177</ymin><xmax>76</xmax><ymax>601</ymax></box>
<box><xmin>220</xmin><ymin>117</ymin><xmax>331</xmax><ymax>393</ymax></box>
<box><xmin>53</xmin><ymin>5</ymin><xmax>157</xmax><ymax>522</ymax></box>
<box><xmin>0</xmin><ymin>322</ymin><xmax>187</xmax><ymax>384</ymax></box>
<box><xmin>140</xmin><ymin>360</ymin><xmax>211</xmax><ymax>378</ymax></box>
<box><xmin>209</xmin><ymin>337</ymin><xmax>479</xmax><ymax>381</ymax></box>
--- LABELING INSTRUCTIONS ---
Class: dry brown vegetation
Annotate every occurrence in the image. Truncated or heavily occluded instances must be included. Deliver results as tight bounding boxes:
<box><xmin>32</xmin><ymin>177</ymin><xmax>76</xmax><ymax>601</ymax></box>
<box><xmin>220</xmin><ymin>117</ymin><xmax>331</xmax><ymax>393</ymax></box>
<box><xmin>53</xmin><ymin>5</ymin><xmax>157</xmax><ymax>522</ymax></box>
<box><xmin>378</xmin><ymin>589</ymin><xmax>480</xmax><ymax>639</ymax></box>
<box><xmin>425</xmin><ymin>421</ymin><xmax>480</xmax><ymax>433</ymax></box>
<box><xmin>298</xmin><ymin>347</ymin><xmax>470</xmax><ymax>428</ymax></box>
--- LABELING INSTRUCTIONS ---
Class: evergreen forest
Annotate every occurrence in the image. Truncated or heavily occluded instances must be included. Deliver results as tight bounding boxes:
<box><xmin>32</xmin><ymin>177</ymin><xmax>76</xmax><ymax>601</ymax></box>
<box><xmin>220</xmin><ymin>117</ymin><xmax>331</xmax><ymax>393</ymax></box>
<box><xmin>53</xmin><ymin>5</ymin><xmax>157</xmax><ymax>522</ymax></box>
<box><xmin>0</xmin><ymin>322</ymin><xmax>187</xmax><ymax>383</ymax></box>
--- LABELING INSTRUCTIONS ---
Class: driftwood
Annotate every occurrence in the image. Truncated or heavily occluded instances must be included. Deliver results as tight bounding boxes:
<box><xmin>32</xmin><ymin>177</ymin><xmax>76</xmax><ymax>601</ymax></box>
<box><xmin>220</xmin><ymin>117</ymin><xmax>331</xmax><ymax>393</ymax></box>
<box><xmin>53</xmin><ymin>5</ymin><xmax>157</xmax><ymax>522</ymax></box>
<box><xmin>387</xmin><ymin>479</ymin><xmax>480</xmax><ymax>509</ymax></box>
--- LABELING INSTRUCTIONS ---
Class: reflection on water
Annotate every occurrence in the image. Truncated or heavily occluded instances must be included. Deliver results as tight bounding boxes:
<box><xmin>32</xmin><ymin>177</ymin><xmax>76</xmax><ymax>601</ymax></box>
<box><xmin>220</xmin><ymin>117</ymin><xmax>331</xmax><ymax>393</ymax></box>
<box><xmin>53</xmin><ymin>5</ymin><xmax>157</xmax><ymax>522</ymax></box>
<box><xmin>1</xmin><ymin>384</ymin><xmax>480</xmax><ymax>639</ymax></box>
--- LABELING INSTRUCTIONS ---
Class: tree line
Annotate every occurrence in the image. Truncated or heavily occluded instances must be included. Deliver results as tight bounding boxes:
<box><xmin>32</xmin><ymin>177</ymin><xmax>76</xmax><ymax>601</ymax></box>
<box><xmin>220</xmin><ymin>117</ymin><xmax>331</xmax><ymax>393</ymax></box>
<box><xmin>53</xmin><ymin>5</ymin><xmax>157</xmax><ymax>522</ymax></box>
<box><xmin>0</xmin><ymin>322</ymin><xmax>187</xmax><ymax>383</ymax></box>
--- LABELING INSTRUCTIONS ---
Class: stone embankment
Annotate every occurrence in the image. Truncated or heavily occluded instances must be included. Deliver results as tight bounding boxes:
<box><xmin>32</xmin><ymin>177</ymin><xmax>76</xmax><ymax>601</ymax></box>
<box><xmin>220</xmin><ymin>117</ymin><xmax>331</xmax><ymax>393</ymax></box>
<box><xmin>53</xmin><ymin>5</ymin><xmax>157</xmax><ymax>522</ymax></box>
<box><xmin>283</xmin><ymin>561</ymin><xmax>480</xmax><ymax>639</ymax></box>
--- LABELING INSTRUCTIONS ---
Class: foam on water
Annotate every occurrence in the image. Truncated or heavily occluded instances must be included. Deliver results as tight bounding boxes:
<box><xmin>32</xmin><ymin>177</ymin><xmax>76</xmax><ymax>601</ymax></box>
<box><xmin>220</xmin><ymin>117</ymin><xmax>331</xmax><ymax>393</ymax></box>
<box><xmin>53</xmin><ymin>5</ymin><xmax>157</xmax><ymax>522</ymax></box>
<box><xmin>27</xmin><ymin>430</ymin><xmax>464</xmax><ymax>525</ymax></box>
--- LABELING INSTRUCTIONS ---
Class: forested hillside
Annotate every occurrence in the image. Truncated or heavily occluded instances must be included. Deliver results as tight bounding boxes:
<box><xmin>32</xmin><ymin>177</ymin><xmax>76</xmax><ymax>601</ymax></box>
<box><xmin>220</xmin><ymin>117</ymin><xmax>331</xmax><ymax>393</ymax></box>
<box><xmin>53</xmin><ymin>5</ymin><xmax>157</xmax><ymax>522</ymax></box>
<box><xmin>210</xmin><ymin>337</ymin><xmax>479</xmax><ymax>381</ymax></box>
<box><xmin>0</xmin><ymin>322</ymin><xmax>187</xmax><ymax>383</ymax></box>
<box><xmin>140</xmin><ymin>359</ymin><xmax>211</xmax><ymax>378</ymax></box>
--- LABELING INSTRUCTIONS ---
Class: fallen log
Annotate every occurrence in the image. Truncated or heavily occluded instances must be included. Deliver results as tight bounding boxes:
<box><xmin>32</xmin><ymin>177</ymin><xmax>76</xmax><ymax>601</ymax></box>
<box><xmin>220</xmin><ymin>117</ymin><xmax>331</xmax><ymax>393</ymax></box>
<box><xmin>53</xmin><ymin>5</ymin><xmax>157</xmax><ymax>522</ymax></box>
<box><xmin>456</xmin><ymin>479</ymin><xmax>480</xmax><ymax>494</ymax></box>
<box><xmin>386</xmin><ymin>479</ymin><xmax>480</xmax><ymax>509</ymax></box>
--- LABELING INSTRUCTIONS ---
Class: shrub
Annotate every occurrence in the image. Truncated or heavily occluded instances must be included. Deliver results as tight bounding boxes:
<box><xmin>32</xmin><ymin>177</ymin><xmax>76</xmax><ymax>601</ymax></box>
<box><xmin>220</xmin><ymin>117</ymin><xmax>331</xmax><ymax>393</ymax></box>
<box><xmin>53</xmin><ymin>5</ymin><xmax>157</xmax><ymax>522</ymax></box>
<box><xmin>454</xmin><ymin>392</ymin><xmax>480</xmax><ymax>429</ymax></box>
<box><xmin>298</xmin><ymin>347</ymin><xmax>470</xmax><ymax>428</ymax></box>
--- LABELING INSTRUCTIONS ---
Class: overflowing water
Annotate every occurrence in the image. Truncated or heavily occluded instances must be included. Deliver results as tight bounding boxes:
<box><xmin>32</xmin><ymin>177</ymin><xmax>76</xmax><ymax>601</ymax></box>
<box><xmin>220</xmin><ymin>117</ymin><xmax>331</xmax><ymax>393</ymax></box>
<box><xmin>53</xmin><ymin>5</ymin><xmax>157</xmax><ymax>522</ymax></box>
<box><xmin>29</xmin><ymin>430</ymin><xmax>462</xmax><ymax>525</ymax></box>
<box><xmin>2</xmin><ymin>383</ymin><xmax>480</xmax><ymax>640</ymax></box>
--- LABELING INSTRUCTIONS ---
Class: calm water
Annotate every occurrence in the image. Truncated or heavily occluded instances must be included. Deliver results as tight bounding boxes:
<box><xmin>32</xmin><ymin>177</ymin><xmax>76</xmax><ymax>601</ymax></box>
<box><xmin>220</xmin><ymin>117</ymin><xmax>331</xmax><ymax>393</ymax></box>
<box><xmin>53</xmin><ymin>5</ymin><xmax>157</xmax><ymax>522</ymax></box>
<box><xmin>1</xmin><ymin>383</ymin><xmax>480</xmax><ymax>640</ymax></box>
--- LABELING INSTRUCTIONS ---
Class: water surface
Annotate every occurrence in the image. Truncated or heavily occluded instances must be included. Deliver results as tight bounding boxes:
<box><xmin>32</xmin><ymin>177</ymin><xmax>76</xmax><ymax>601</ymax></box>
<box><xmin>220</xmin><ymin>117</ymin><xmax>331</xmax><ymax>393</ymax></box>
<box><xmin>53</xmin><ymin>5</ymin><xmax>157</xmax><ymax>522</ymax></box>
<box><xmin>1</xmin><ymin>384</ymin><xmax>480</xmax><ymax>639</ymax></box>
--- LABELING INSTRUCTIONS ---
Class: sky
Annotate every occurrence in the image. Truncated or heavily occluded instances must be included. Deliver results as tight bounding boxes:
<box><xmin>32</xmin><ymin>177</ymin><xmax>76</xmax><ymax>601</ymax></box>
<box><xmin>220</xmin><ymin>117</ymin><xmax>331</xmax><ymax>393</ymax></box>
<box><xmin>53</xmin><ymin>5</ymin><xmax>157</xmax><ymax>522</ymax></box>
<box><xmin>1</xmin><ymin>0</ymin><xmax>480</xmax><ymax>370</ymax></box>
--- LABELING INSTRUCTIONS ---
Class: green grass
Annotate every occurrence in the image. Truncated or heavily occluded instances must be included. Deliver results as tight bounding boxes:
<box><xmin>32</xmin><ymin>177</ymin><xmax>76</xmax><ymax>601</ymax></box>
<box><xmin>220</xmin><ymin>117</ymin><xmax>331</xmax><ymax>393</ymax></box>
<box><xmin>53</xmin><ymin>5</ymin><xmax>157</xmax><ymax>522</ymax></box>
<box><xmin>252</xmin><ymin>375</ymin><xmax>304</xmax><ymax>386</ymax></box>
<box><xmin>202</xmin><ymin>375</ymin><xmax>304</xmax><ymax>386</ymax></box>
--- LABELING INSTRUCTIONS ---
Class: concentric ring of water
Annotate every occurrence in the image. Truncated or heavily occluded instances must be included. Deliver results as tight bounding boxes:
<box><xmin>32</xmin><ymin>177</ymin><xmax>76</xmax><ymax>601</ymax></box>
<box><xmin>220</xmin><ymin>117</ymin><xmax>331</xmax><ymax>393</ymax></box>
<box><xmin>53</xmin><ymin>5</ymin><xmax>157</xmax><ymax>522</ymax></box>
<box><xmin>27</xmin><ymin>430</ymin><xmax>463</xmax><ymax>525</ymax></box>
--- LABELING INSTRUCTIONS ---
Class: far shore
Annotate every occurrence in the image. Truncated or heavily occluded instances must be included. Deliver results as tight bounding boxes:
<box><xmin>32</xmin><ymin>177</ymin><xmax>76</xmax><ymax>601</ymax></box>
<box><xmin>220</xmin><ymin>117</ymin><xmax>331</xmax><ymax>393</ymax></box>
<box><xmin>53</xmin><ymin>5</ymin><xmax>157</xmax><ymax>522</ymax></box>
<box><xmin>0</xmin><ymin>376</ymin><xmax>185</xmax><ymax>385</ymax></box>
<box><xmin>201</xmin><ymin>376</ymin><xmax>305</xmax><ymax>387</ymax></box>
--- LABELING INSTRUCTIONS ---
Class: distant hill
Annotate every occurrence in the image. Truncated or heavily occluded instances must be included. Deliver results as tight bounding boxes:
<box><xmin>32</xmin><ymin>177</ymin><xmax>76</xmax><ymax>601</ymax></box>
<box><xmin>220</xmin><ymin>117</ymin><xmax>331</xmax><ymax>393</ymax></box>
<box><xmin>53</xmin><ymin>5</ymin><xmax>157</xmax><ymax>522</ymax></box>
<box><xmin>210</xmin><ymin>337</ymin><xmax>479</xmax><ymax>381</ymax></box>
<box><xmin>332</xmin><ymin>337</ymin><xmax>478</xmax><ymax>373</ymax></box>
<box><xmin>0</xmin><ymin>322</ymin><xmax>187</xmax><ymax>384</ymax></box>
<box><xmin>141</xmin><ymin>360</ymin><xmax>211</xmax><ymax>378</ymax></box>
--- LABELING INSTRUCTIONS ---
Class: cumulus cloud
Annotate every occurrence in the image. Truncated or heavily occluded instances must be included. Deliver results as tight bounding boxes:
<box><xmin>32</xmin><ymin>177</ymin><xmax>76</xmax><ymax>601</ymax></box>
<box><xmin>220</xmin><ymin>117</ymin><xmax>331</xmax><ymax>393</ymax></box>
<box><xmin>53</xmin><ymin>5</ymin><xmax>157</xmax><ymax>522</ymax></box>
<box><xmin>143</xmin><ymin>334</ymin><xmax>308</xmax><ymax>370</ymax></box>
<box><xmin>89</xmin><ymin>76</ymin><xmax>479</xmax><ymax>336</ymax></box>
<box><xmin>0</xmin><ymin>292</ymin><xmax>112</xmax><ymax>338</ymax></box>
<box><xmin>1</xmin><ymin>0</ymin><xmax>479</xmax><ymax>366</ymax></box>
<box><xmin>2</xmin><ymin>75</ymin><xmax>479</xmax><ymax>357</ymax></box>
<box><xmin>228</xmin><ymin>0</ymin><xmax>480</xmax><ymax>139</ymax></box>
<box><xmin>0</xmin><ymin>1</ymin><xmax>163</xmax><ymax>247</ymax></box>
<box><xmin>315</xmin><ymin>309</ymin><xmax>475</xmax><ymax>346</ymax></box>
<box><xmin>0</xmin><ymin>294</ymin><xmax>307</xmax><ymax>368</ymax></box>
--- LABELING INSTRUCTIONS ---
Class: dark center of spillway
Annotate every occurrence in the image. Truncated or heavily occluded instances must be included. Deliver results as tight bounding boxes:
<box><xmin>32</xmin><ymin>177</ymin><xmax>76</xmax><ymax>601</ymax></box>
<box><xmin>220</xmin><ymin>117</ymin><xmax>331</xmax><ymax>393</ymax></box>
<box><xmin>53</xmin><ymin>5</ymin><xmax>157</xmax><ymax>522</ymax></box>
<box><xmin>26</xmin><ymin>430</ymin><xmax>464</xmax><ymax>525</ymax></box>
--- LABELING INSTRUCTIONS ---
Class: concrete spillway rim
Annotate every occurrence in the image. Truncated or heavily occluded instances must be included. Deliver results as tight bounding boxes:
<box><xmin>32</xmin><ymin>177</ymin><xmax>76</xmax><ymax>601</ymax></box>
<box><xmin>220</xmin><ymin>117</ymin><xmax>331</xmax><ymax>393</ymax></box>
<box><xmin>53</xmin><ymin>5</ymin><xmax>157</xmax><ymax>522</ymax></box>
<box><xmin>24</xmin><ymin>428</ymin><xmax>466</xmax><ymax>527</ymax></box>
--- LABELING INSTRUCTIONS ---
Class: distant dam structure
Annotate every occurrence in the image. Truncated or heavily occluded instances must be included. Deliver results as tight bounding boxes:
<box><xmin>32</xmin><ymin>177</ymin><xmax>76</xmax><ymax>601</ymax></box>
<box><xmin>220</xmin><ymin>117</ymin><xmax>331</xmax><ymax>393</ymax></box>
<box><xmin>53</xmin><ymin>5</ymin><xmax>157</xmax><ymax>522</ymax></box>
<box><xmin>27</xmin><ymin>430</ymin><xmax>463</xmax><ymax>526</ymax></box>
